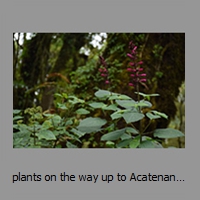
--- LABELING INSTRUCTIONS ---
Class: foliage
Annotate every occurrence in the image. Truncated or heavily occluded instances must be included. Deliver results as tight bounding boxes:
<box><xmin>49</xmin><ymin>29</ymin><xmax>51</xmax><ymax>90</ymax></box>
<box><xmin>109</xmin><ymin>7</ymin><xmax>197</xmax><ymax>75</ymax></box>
<box><xmin>13</xmin><ymin>89</ymin><xmax>184</xmax><ymax>148</ymax></box>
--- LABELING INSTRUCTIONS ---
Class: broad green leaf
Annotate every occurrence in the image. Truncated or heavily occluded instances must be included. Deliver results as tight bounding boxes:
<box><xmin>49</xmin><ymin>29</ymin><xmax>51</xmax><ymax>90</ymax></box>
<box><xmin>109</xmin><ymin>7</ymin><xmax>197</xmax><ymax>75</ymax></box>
<box><xmin>43</xmin><ymin>113</ymin><xmax>54</xmax><ymax>118</ymax></box>
<box><xmin>129</xmin><ymin>136</ymin><xmax>141</xmax><ymax>148</ymax></box>
<box><xmin>18</xmin><ymin>124</ymin><xmax>32</xmax><ymax>135</ymax></box>
<box><xmin>68</xmin><ymin>96</ymin><xmax>85</xmax><ymax>104</ymax></box>
<box><xmin>13</xmin><ymin>116</ymin><xmax>23</xmax><ymax>121</ymax></box>
<box><xmin>51</xmin><ymin>115</ymin><xmax>62</xmax><ymax>126</ymax></box>
<box><xmin>102</xmin><ymin>104</ymin><xmax>119</xmax><ymax>111</ymax></box>
<box><xmin>13</xmin><ymin>109</ymin><xmax>22</xmax><ymax>115</ymax></box>
<box><xmin>34</xmin><ymin>113</ymin><xmax>43</xmax><ymax>120</ymax></box>
<box><xmin>38</xmin><ymin>130</ymin><xmax>56</xmax><ymax>140</ymax></box>
<box><xmin>62</xmin><ymin>93</ymin><xmax>68</xmax><ymax>99</ymax></box>
<box><xmin>69</xmin><ymin>99</ymin><xmax>84</xmax><ymax>104</ymax></box>
<box><xmin>70</xmin><ymin>128</ymin><xmax>86</xmax><ymax>137</ymax></box>
<box><xmin>110</xmin><ymin>111</ymin><xmax>123</xmax><ymax>120</ymax></box>
<box><xmin>123</xmin><ymin>112</ymin><xmax>144</xmax><ymax>124</ymax></box>
<box><xmin>75</xmin><ymin>108</ymin><xmax>90</xmax><ymax>115</ymax></box>
<box><xmin>13</xmin><ymin>130</ymin><xmax>31</xmax><ymax>139</ymax></box>
<box><xmin>65</xmin><ymin>118</ymin><xmax>73</xmax><ymax>126</ymax></box>
<box><xmin>146</xmin><ymin>112</ymin><xmax>161</xmax><ymax>120</ymax></box>
<box><xmin>153</xmin><ymin>128</ymin><xmax>184</xmax><ymax>139</ymax></box>
<box><xmin>120</xmin><ymin>133</ymin><xmax>132</xmax><ymax>140</ymax></box>
<box><xmin>125</xmin><ymin>127</ymin><xmax>139</xmax><ymax>134</ymax></box>
<box><xmin>105</xmin><ymin>141</ymin><xmax>115</xmax><ymax>148</ymax></box>
<box><xmin>54</xmin><ymin>93</ymin><xmax>63</xmax><ymax>98</ymax></box>
<box><xmin>101</xmin><ymin>128</ymin><xmax>126</xmax><ymax>141</ymax></box>
<box><xmin>77</xmin><ymin>117</ymin><xmax>107</xmax><ymax>133</ymax></box>
<box><xmin>41</xmin><ymin>120</ymin><xmax>53</xmax><ymax>130</ymax></box>
<box><xmin>109</xmin><ymin>94</ymin><xmax>131</xmax><ymax>100</ymax></box>
<box><xmin>135</xmin><ymin>101</ymin><xmax>152</xmax><ymax>108</ymax></box>
<box><xmin>116</xmin><ymin>100</ymin><xmax>136</xmax><ymax>108</ymax></box>
<box><xmin>66</xmin><ymin>141</ymin><xmax>78</xmax><ymax>148</ymax></box>
<box><xmin>53</xmin><ymin>130</ymin><xmax>64</xmax><ymax>137</ymax></box>
<box><xmin>57</xmin><ymin>102</ymin><xmax>67</xmax><ymax>110</ymax></box>
<box><xmin>135</xmin><ymin>92</ymin><xmax>160</xmax><ymax>97</ymax></box>
<box><xmin>139</xmin><ymin>140</ymin><xmax>163</xmax><ymax>148</ymax></box>
<box><xmin>116</xmin><ymin>138</ymin><xmax>133</xmax><ymax>148</ymax></box>
<box><xmin>65</xmin><ymin>130</ymin><xmax>82</xmax><ymax>143</ymax></box>
<box><xmin>95</xmin><ymin>89</ymin><xmax>111</xmax><ymax>99</ymax></box>
<box><xmin>89</xmin><ymin>102</ymin><xmax>107</xmax><ymax>108</ymax></box>
<box><xmin>151</xmin><ymin>110</ymin><xmax>168</xmax><ymax>119</ymax></box>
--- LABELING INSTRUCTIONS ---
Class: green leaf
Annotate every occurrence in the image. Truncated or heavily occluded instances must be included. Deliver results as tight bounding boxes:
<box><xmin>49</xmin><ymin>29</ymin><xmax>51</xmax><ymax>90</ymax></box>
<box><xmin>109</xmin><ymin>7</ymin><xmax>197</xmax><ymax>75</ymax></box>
<box><xmin>89</xmin><ymin>102</ymin><xmax>107</xmax><ymax>108</ymax></box>
<box><xmin>68</xmin><ymin>96</ymin><xmax>85</xmax><ymax>104</ymax></box>
<box><xmin>123</xmin><ymin>112</ymin><xmax>144</xmax><ymax>124</ymax></box>
<box><xmin>129</xmin><ymin>136</ymin><xmax>141</xmax><ymax>148</ymax></box>
<box><xmin>62</xmin><ymin>93</ymin><xmax>68</xmax><ymax>99</ymax></box>
<box><xmin>77</xmin><ymin>117</ymin><xmax>107</xmax><ymax>133</ymax></box>
<box><xmin>105</xmin><ymin>141</ymin><xmax>115</xmax><ymax>148</ymax></box>
<box><xmin>125</xmin><ymin>127</ymin><xmax>139</xmax><ymax>134</ymax></box>
<box><xmin>115</xmin><ymin>100</ymin><xmax>137</xmax><ymax>108</ymax></box>
<box><xmin>139</xmin><ymin>140</ymin><xmax>163</xmax><ymax>148</ymax></box>
<box><xmin>153</xmin><ymin>128</ymin><xmax>184</xmax><ymax>139</ymax></box>
<box><xmin>135</xmin><ymin>100</ymin><xmax>152</xmax><ymax>108</ymax></box>
<box><xmin>101</xmin><ymin>128</ymin><xmax>126</xmax><ymax>141</ymax></box>
<box><xmin>151</xmin><ymin>110</ymin><xmax>168</xmax><ymax>119</ymax></box>
<box><xmin>38</xmin><ymin>130</ymin><xmax>56</xmax><ymax>140</ymax></box>
<box><xmin>95</xmin><ymin>89</ymin><xmax>111</xmax><ymax>99</ymax></box>
<box><xmin>75</xmin><ymin>108</ymin><xmax>90</xmax><ymax>115</ymax></box>
<box><xmin>41</xmin><ymin>120</ymin><xmax>53</xmax><ymax>130</ymax></box>
<box><xmin>109</xmin><ymin>94</ymin><xmax>131</xmax><ymax>100</ymax></box>
<box><xmin>13</xmin><ymin>109</ymin><xmax>22</xmax><ymax>115</ymax></box>
<box><xmin>43</xmin><ymin>113</ymin><xmax>54</xmax><ymax>118</ymax></box>
<box><xmin>110</xmin><ymin>111</ymin><xmax>123</xmax><ymax>120</ymax></box>
<box><xmin>120</xmin><ymin>133</ymin><xmax>132</xmax><ymax>140</ymax></box>
<box><xmin>66</xmin><ymin>141</ymin><xmax>78</xmax><ymax>148</ymax></box>
<box><xmin>116</xmin><ymin>138</ymin><xmax>133</xmax><ymax>148</ymax></box>
<box><xmin>57</xmin><ymin>102</ymin><xmax>67</xmax><ymax>110</ymax></box>
<box><xmin>135</xmin><ymin>92</ymin><xmax>160</xmax><ymax>97</ymax></box>
<box><xmin>146</xmin><ymin>112</ymin><xmax>161</xmax><ymax>120</ymax></box>
<box><xmin>13</xmin><ymin>116</ymin><xmax>23</xmax><ymax>121</ymax></box>
<box><xmin>70</xmin><ymin>128</ymin><xmax>86</xmax><ymax>137</ymax></box>
<box><xmin>102</xmin><ymin>104</ymin><xmax>119</xmax><ymax>111</ymax></box>
<box><xmin>54</xmin><ymin>93</ymin><xmax>63</xmax><ymax>98</ymax></box>
<box><xmin>51</xmin><ymin>115</ymin><xmax>62</xmax><ymax>126</ymax></box>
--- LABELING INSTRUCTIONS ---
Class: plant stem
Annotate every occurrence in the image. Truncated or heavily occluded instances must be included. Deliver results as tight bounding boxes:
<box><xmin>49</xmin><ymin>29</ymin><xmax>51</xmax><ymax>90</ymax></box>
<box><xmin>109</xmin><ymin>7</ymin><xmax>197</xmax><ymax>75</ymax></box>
<box><xmin>136</xmin><ymin>83</ymin><xmax>142</xmax><ymax>143</ymax></box>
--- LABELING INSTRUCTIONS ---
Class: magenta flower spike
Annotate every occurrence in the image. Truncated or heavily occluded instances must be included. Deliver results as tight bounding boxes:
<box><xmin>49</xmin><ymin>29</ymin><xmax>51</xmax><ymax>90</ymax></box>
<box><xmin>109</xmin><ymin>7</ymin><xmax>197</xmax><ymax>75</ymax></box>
<box><xmin>126</xmin><ymin>41</ymin><xmax>148</xmax><ymax>89</ymax></box>
<box><xmin>129</xmin><ymin>83</ymin><xmax>134</xmax><ymax>87</ymax></box>
<box><xmin>99</xmin><ymin>55</ymin><xmax>110</xmax><ymax>85</ymax></box>
<box><xmin>127</xmin><ymin>68</ymin><xmax>133</xmax><ymax>72</ymax></box>
<box><xmin>127</xmin><ymin>53</ymin><xmax>134</xmax><ymax>59</ymax></box>
<box><xmin>105</xmin><ymin>80</ymin><xmax>110</xmax><ymax>84</ymax></box>
<box><xmin>139</xmin><ymin>74</ymin><xmax>146</xmax><ymax>77</ymax></box>
<box><xmin>129</xmin><ymin>62</ymin><xmax>135</xmax><ymax>66</ymax></box>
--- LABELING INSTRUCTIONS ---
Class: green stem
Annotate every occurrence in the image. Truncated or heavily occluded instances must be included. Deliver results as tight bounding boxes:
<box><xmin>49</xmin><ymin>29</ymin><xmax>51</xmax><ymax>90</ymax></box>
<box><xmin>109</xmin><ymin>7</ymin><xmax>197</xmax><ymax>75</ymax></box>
<box><xmin>136</xmin><ymin>83</ymin><xmax>142</xmax><ymax>144</ymax></box>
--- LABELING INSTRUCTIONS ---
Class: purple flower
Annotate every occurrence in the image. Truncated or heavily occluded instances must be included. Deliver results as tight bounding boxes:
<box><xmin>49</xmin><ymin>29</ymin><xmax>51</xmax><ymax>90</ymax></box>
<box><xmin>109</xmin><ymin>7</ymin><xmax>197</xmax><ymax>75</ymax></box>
<box><xmin>138</xmin><ymin>74</ymin><xmax>146</xmax><ymax>77</ymax></box>
<box><xmin>129</xmin><ymin>83</ymin><xmax>134</xmax><ymax>87</ymax></box>
<box><xmin>127</xmin><ymin>68</ymin><xmax>133</xmax><ymax>72</ymax></box>
<box><xmin>140</xmin><ymin>79</ymin><xmax>147</xmax><ymax>82</ymax></box>
<box><xmin>127</xmin><ymin>53</ymin><xmax>134</xmax><ymax>59</ymax></box>
<box><xmin>126</xmin><ymin>41</ymin><xmax>148</xmax><ymax>89</ymax></box>
<box><xmin>99</xmin><ymin>56</ymin><xmax>110</xmax><ymax>84</ymax></box>
<box><xmin>99</xmin><ymin>56</ymin><xmax>107</xmax><ymax>67</ymax></box>
<box><xmin>105</xmin><ymin>80</ymin><xmax>110</xmax><ymax>84</ymax></box>
<box><xmin>101</xmin><ymin>73</ymin><xmax>107</xmax><ymax>77</ymax></box>
<box><xmin>129</xmin><ymin>62</ymin><xmax>135</xmax><ymax>66</ymax></box>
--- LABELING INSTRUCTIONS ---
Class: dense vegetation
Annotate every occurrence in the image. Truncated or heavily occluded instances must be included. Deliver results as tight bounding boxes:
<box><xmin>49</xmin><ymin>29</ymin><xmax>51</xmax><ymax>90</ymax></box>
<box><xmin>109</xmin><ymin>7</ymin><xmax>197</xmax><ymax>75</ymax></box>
<box><xmin>13</xmin><ymin>33</ymin><xmax>185</xmax><ymax>148</ymax></box>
